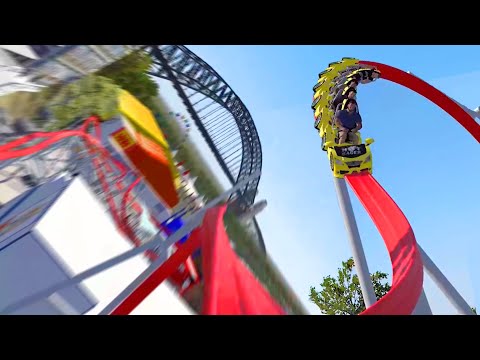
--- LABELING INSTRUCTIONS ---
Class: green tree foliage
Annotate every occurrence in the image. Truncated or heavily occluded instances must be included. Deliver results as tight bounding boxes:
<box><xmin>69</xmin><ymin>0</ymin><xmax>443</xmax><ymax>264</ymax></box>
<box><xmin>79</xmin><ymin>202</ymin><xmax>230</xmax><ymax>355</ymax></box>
<box><xmin>309</xmin><ymin>257</ymin><xmax>391</xmax><ymax>315</ymax></box>
<box><xmin>96</xmin><ymin>51</ymin><xmax>159</xmax><ymax>106</ymax></box>
<box><xmin>472</xmin><ymin>307</ymin><xmax>477</xmax><ymax>314</ymax></box>
<box><xmin>46</xmin><ymin>74</ymin><xmax>120</xmax><ymax>130</ymax></box>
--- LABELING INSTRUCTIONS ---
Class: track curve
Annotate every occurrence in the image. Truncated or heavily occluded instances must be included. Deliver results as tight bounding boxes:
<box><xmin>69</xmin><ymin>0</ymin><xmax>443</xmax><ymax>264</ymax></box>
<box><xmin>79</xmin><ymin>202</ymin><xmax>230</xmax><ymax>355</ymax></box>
<box><xmin>346</xmin><ymin>173</ymin><xmax>423</xmax><ymax>315</ymax></box>
<box><xmin>358</xmin><ymin>61</ymin><xmax>480</xmax><ymax>143</ymax></box>
<box><xmin>351</xmin><ymin>60</ymin><xmax>480</xmax><ymax>314</ymax></box>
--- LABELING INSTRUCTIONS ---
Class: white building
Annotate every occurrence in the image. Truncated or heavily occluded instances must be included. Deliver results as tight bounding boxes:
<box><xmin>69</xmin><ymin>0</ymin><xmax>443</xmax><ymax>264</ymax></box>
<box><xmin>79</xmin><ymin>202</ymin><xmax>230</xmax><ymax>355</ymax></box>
<box><xmin>0</xmin><ymin>45</ymin><xmax>48</xmax><ymax>95</ymax></box>
<box><xmin>0</xmin><ymin>45</ymin><xmax>143</xmax><ymax>97</ymax></box>
<box><xmin>0</xmin><ymin>175</ymin><xmax>195</xmax><ymax>315</ymax></box>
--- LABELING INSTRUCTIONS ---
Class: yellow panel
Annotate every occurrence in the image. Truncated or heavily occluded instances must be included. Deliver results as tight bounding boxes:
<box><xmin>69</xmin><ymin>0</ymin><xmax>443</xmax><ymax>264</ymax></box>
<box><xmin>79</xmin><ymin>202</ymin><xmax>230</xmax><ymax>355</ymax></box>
<box><xmin>118</xmin><ymin>90</ymin><xmax>169</xmax><ymax>149</ymax></box>
<box><xmin>117</xmin><ymin>90</ymin><xmax>181</xmax><ymax>189</ymax></box>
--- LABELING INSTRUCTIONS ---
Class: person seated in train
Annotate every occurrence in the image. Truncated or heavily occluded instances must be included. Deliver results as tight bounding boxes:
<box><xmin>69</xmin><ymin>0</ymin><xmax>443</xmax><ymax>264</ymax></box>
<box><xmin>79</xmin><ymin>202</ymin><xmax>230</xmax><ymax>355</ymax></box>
<box><xmin>331</xmin><ymin>86</ymin><xmax>357</xmax><ymax>112</ymax></box>
<box><xmin>331</xmin><ymin>78</ymin><xmax>358</xmax><ymax>98</ymax></box>
<box><xmin>337</xmin><ymin>67</ymin><xmax>355</xmax><ymax>78</ymax></box>
<box><xmin>334</xmin><ymin>68</ymin><xmax>379</xmax><ymax>90</ymax></box>
<box><xmin>335</xmin><ymin>99</ymin><xmax>362</xmax><ymax>145</ymax></box>
<box><xmin>337</xmin><ymin>97</ymin><xmax>361</xmax><ymax>115</ymax></box>
<box><xmin>348</xmin><ymin>68</ymin><xmax>381</xmax><ymax>84</ymax></box>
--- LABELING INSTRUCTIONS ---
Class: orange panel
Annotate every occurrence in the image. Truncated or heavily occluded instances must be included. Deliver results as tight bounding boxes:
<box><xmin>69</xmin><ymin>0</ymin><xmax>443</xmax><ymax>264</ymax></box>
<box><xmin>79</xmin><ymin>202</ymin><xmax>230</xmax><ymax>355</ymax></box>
<box><xmin>135</xmin><ymin>131</ymin><xmax>169</xmax><ymax>165</ymax></box>
<box><xmin>111</xmin><ymin>128</ymin><xmax>179</xmax><ymax>208</ymax></box>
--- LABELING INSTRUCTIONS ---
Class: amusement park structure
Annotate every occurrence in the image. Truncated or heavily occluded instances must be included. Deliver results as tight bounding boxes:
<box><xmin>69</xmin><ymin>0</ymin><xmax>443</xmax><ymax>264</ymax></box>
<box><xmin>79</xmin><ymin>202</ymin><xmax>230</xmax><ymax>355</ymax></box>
<box><xmin>311</xmin><ymin>58</ymin><xmax>479</xmax><ymax>315</ymax></box>
<box><xmin>0</xmin><ymin>45</ymin><xmax>303</xmax><ymax>315</ymax></box>
<box><xmin>0</xmin><ymin>47</ymin><xmax>479</xmax><ymax>315</ymax></box>
<box><xmin>0</xmin><ymin>45</ymin><xmax>266</xmax><ymax>250</ymax></box>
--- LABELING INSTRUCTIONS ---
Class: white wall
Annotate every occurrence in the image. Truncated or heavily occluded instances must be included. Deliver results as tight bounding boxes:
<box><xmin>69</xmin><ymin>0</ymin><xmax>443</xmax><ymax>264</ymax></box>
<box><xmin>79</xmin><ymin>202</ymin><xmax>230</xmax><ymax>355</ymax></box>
<box><xmin>35</xmin><ymin>177</ymin><xmax>195</xmax><ymax>315</ymax></box>
<box><xmin>0</xmin><ymin>232</ymin><xmax>95</xmax><ymax>315</ymax></box>
<box><xmin>0</xmin><ymin>46</ymin><xmax>39</xmax><ymax>60</ymax></box>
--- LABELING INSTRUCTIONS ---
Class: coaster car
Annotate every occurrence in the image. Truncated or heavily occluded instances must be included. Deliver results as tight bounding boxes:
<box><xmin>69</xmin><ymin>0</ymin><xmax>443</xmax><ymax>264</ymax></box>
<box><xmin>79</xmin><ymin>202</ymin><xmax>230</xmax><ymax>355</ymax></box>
<box><xmin>324</xmin><ymin>133</ymin><xmax>374</xmax><ymax>178</ymax></box>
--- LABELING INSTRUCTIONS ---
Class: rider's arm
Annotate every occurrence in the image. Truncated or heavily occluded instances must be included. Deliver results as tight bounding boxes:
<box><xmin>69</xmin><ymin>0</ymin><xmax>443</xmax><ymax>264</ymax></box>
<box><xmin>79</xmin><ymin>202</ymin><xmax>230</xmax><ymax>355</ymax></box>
<box><xmin>335</xmin><ymin>116</ymin><xmax>348</xmax><ymax>131</ymax></box>
<box><xmin>352</xmin><ymin>114</ymin><xmax>362</xmax><ymax>132</ymax></box>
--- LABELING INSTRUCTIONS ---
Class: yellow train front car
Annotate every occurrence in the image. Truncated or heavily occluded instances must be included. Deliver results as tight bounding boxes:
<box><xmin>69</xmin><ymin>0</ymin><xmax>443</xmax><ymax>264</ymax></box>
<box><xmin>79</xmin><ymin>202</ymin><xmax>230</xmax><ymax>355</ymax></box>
<box><xmin>325</xmin><ymin>137</ymin><xmax>374</xmax><ymax>178</ymax></box>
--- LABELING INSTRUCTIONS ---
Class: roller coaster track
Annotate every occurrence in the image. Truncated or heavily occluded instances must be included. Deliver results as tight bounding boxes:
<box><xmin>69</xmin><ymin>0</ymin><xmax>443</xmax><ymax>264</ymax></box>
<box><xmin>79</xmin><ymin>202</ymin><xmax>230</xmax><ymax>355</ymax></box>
<box><xmin>314</xmin><ymin>59</ymin><xmax>480</xmax><ymax>314</ymax></box>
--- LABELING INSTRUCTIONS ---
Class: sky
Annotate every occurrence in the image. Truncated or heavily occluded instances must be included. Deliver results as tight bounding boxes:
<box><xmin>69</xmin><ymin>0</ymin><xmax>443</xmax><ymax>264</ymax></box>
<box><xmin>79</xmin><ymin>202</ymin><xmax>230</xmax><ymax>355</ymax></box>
<box><xmin>156</xmin><ymin>45</ymin><xmax>480</xmax><ymax>315</ymax></box>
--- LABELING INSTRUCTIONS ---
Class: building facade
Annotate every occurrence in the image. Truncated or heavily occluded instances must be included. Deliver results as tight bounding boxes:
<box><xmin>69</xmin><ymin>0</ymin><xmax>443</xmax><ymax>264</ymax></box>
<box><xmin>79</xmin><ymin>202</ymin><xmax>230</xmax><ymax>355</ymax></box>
<box><xmin>0</xmin><ymin>45</ymin><xmax>142</xmax><ymax>96</ymax></box>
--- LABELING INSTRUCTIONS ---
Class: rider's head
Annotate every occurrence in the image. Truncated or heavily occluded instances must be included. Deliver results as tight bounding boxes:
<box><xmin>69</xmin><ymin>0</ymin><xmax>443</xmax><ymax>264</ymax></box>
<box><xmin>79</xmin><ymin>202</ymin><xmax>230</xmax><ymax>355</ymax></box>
<box><xmin>346</xmin><ymin>87</ymin><xmax>357</xmax><ymax>99</ymax></box>
<box><xmin>346</xmin><ymin>79</ymin><xmax>358</xmax><ymax>88</ymax></box>
<box><xmin>346</xmin><ymin>99</ymin><xmax>357</xmax><ymax>112</ymax></box>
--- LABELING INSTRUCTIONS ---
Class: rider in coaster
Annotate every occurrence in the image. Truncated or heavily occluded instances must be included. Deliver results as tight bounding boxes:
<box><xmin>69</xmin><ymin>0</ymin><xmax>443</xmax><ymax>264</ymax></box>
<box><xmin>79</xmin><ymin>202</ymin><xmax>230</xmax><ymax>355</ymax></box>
<box><xmin>335</xmin><ymin>98</ymin><xmax>362</xmax><ymax>145</ymax></box>
<box><xmin>330</xmin><ymin>79</ymin><xmax>358</xmax><ymax>104</ymax></box>
<box><xmin>348</xmin><ymin>68</ymin><xmax>381</xmax><ymax>84</ymax></box>
<box><xmin>332</xmin><ymin>78</ymin><xmax>358</xmax><ymax>96</ymax></box>
<box><xmin>332</xmin><ymin>86</ymin><xmax>356</xmax><ymax>111</ymax></box>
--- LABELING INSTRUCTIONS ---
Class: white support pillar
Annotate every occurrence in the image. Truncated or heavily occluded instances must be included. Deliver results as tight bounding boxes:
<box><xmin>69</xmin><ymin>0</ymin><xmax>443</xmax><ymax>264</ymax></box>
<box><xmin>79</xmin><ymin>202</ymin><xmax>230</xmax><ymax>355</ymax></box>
<box><xmin>333</xmin><ymin>177</ymin><xmax>377</xmax><ymax>308</ymax></box>
<box><xmin>418</xmin><ymin>245</ymin><xmax>474</xmax><ymax>315</ymax></box>
<box><xmin>412</xmin><ymin>289</ymin><xmax>433</xmax><ymax>315</ymax></box>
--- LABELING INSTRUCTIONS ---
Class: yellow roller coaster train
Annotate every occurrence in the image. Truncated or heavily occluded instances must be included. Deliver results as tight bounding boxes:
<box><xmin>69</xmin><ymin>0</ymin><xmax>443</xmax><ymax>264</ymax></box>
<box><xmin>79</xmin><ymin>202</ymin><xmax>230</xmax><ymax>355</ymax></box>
<box><xmin>311</xmin><ymin>57</ymin><xmax>376</xmax><ymax>179</ymax></box>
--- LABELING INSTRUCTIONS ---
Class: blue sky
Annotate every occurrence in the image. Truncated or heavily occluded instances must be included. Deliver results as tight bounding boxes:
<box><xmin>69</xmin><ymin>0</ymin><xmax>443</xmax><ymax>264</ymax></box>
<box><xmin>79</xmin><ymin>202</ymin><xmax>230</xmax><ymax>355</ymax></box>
<box><xmin>157</xmin><ymin>45</ymin><xmax>480</xmax><ymax>315</ymax></box>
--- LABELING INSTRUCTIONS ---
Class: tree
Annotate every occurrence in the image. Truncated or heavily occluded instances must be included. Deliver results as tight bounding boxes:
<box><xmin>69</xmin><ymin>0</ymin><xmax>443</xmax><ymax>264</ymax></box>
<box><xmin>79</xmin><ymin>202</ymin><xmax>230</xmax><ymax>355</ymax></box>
<box><xmin>96</xmin><ymin>51</ymin><xmax>159</xmax><ymax>107</ymax></box>
<box><xmin>472</xmin><ymin>307</ymin><xmax>477</xmax><ymax>314</ymax></box>
<box><xmin>309</xmin><ymin>257</ymin><xmax>391</xmax><ymax>315</ymax></box>
<box><xmin>46</xmin><ymin>74</ymin><xmax>120</xmax><ymax>130</ymax></box>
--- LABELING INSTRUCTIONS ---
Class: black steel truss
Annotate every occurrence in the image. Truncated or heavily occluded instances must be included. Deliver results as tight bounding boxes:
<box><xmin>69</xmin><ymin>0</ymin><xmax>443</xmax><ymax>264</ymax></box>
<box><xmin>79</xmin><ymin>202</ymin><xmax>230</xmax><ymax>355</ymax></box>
<box><xmin>145</xmin><ymin>45</ymin><xmax>265</xmax><ymax>253</ymax></box>
<box><xmin>146</xmin><ymin>46</ymin><xmax>262</xmax><ymax>208</ymax></box>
